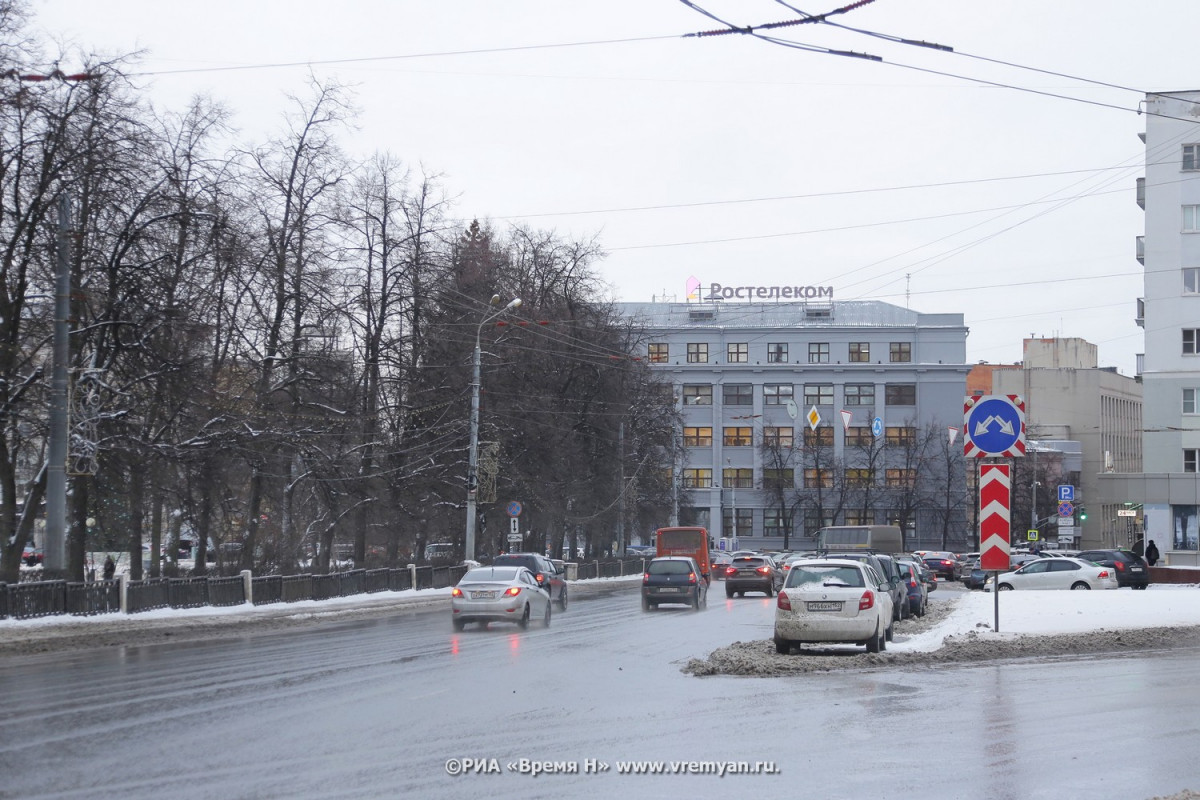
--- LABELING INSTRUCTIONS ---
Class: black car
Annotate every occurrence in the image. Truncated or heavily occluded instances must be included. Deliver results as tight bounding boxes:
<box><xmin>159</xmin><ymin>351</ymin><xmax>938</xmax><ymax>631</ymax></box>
<box><xmin>723</xmin><ymin>555</ymin><xmax>782</xmax><ymax>598</ymax></box>
<box><xmin>921</xmin><ymin>551</ymin><xmax>962</xmax><ymax>581</ymax></box>
<box><xmin>642</xmin><ymin>556</ymin><xmax>707</xmax><ymax>610</ymax></box>
<box><xmin>491</xmin><ymin>553</ymin><xmax>569</xmax><ymax>609</ymax></box>
<box><xmin>1076</xmin><ymin>549</ymin><xmax>1150</xmax><ymax>589</ymax></box>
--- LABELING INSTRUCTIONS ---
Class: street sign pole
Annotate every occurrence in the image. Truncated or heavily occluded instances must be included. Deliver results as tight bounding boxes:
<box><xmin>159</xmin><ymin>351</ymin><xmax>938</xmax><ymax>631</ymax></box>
<box><xmin>979</xmin><ymin>462</ymin><xmax>1011</xmax><ymax>633</ymax></box>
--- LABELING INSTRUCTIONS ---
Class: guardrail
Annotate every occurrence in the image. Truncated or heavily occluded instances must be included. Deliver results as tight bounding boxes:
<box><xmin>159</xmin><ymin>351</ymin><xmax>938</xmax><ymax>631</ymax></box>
<box><xmin>0</xmin><ymin>559</ymin><xmax>647</xmax><ymax>622</ymax></box>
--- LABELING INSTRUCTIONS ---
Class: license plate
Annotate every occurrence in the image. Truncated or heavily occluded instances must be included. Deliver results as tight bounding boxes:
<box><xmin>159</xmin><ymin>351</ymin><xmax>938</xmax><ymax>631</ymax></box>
<box><xmin>472</xmin><ymin>591</ymin><xmax>496</xmax><ymax>599</ymax></box>
<box><xmin>658</xmin><ymin>587</ymin><xmax>682</xmax><ymax>593</ymax></box>
<box><xmin>738</xmin><ymin>570</ymin><xmax>756</xmax><ymax>576</ymax></box>
<box><xmin>1130</xmin><ymin>567</ymin><xmax>1143</xmax><ymax>572</ymax></box>
<box><xmin>806</xmin><ymin>601</ymin><xmax>842</xmax><ymax>611</ymax></box>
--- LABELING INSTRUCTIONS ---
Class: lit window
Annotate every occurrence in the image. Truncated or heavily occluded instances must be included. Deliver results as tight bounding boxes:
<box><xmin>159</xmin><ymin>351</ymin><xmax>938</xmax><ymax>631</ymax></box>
<box><xmin>727</xmin><ymin>342</ymin><xmax>748</xmax><ymax>363</ymax></box>
<box><xmin>886</xmin><ymin>468</ymin><xmax>917</xmax><ymax>487</ymax></box>
<box><xmin>808</xmin><ymin>342</ymin><xmax>829</xmax><ymax>363</ymax></box>
<box><xmin>763</xmin><ymin>427</ymin><xmax>794</xmax><ymax>448</ymax></box>
<box><xmin>849</xmin><ymin>342</ymin><xmax>870</xmax><ymax>363</ymax></box>
<box><xmin>886</xmin><ymin>426</ymin><xmax>916</xmax><ymax>446</ymax></box>
<box><xmin>804</xmin><ymin>468</ymin><xmax>833</xmax><ymax>488</ymax></box>
<box><xmin>682</xmin><ymin>468</ymin><xmax>712</xmax><ymax>488</ymax></box>
<box><xmin>723</xmin><ymin>427</ymin><xmax>753</xmax><ymax>447</ymax></box>
<box><xmin>723</xmin><ymin>468</ymin><xmax>753</xmax><ymax>488</ymax></box>
<box><xmin>845</xmin><ymin>468</ymin><xmax>873</xmax><ymax>487</ymax></box>
<box><xmin>767</xmin><ymin>343</ymin><xmax>788</xmax><ymax>363</ymax></box>
<box><xmin>683</xmin><ymin>427</ymin><xmax>712</xmax><ymax>447</ymax></box>
<box><xmin>889</xmin><ymin>342</ymin><xmax>911</xmax><ymax>363</ymax></box>
<box><xmin>648</xmin><ymin>342</ymin><xmax>668</xmax><ymax>363</ymax></box>
<box><xmin>687</xmin><ymin>343</ymin><xmax>708</xmax><ymax>363</ymax></box>
<box><xmin>804</xmin><ymin>427</ymin><xmax>834</xmax><ymax>447</ymax></box>
<box><xmin>845</xmin><ymin>427</ymin><xmax>873</xmax><ymax>446</ymax></box>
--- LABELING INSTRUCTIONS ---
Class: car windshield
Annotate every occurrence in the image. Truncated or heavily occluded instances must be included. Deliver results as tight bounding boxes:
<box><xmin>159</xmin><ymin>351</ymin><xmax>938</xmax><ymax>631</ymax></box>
<box><xmin>786</xmin><ymin>565</ymin><xmax>864</xmax><ymax>588</ymax></box>
<box><xmin>463</xmin><ymin>567</ymin><xmax>520</xmax><ymax>583</ymax></box>
<box><xmin>649</xmin><ymin>560</ymin><xmax>693</xmax><ymax>575</ymax></box>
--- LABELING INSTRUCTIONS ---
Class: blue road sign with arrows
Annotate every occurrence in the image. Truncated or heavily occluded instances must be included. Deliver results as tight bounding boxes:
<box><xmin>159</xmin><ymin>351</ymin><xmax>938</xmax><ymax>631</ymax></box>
<box><xmin>963</xmin><ymin>395</ymin><xmax>1026</xmax><ymax>458</ymax></box>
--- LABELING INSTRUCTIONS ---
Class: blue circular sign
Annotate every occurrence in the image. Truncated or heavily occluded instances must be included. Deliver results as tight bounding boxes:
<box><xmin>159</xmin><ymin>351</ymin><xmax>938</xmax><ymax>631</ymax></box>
<box><xmin>967</xmin><ymin>397</ymin><xmax>1022</xmax><ymax>455</ymax></box>
<box><xmin>871</xmin><ymin>417</ymin><xmax>884</xmax><ymax>437</ymax></box>
<box><xmin>506</xmin><ymin>501</ymin><xmax>523</xmax><ymax>518</ymax></box>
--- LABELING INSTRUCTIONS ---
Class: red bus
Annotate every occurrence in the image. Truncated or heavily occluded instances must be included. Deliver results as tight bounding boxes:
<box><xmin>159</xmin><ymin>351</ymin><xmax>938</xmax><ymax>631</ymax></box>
<box><xmin>655</xmin><ymin>526</ymin><xmax>712</xmax><ymax>583</ymax></box>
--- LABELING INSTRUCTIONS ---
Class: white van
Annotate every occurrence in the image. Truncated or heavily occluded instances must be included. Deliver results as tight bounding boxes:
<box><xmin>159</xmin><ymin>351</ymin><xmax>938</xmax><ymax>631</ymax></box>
<box><xmin>816</xmin><ymin>525</ymin><xmax>904</xmax><ymax>554</ymax></box>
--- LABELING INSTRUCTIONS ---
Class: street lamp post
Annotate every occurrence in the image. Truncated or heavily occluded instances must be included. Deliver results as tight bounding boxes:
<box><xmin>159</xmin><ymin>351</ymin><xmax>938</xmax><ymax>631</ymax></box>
<box><xmin>465</xmin><ymin>295</ymin><xmax>521</xmax><ymax>563</ymax></box>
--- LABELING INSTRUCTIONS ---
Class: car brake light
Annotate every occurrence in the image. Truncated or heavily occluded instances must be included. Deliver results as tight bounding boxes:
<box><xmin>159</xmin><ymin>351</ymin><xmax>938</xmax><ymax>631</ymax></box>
<box><xmin>725</xmin><ymin>567</ymin><xmax>736</xmax><ymax>576</ymax></box>
<box><xmin>756</xmin><ymin>566</ymin><xmax>770</xmax><ymax>575</ymax></box>
<box><xmin>908</xmin><ymin>579</ymin><xmax>918</xmax><ymax>589</ymax></box>
<box><xmin>941</xmin><ymin>560</ymin><xmax>953</xmax><ymax>566</ymax></box>
<box><xmin>451</xmin><ymin>587</ymin><xmax>463</xmax><ymax>597</ymax></box>
<box><xmin>1114</xmin><ymin>561</ymin><xmax>1125</xmax><ymax>571</ymax></box>
<box><xmin>504</xmin><ymin>587</ymin><xmax>522</xmax><ymax>597</ymax></box>
<box><xmin>777</xmin><ymin>591</ymin><xmax>791</xmax><ymax>611</ymax></box>
<box><xmin>535</xmin><ymin>573</ymin><xmax>545</xmax><ymax>582</ymax></box>
<box><xmin>859</xmin><ymin>591</ymin><xmax>874</xmax><ymax>610</ymax></box>
<box><xmin>688</xmin><ymin>572</ymin><xmax>697</xmax><ymax>584</ymax></box>
<box><xmin>1098</xmin><ymin>570</ymin><xmax>1110</xmax><ymax>578</ymax></box>
<box><xmin>643</xmin><ymin>572</ymin><xmax>650</xmax><ymax>584</ymax></box>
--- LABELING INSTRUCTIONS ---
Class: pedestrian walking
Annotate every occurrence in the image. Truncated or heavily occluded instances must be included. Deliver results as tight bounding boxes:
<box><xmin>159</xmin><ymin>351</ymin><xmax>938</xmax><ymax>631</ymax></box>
<box><xmin>102</xmin><ymin>555</ymin><xmax>115</xmax><ymax>581</ymax></box>
<box><xmin>1145</xmin><ymin>539</ymin><xmax>1160</xmax><ymax>567</ymax></box>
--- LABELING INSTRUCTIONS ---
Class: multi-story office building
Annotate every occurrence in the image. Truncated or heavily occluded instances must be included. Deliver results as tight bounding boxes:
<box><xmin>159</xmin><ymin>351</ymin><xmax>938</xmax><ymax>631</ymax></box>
<box><xmin>618</xmin><ymin>296</ymin><xmax>970</xmax><ymax>550</ymax></box>
<box><xmin>1102</xmin><ymin>91</ymin><xmax>1200</xmax><ymax>564</ymax></box>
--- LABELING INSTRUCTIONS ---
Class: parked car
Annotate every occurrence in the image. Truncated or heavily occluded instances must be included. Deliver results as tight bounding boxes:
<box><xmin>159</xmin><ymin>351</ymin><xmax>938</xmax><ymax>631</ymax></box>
<box><xmin>773</xmin><ymin>559</ymin><xmax>894</xmax><ymax>654</ymax></box>
<box><xmin>983</xmin><ymin>557</ymin><xmax>1118</xmax><ymax>591</ymax></box>
<box><xmin>723</xmin><ymin>554</ymin><xmax>782</xmax><ymax>597</ymax></box>
<box><xmin>450</xmin><ymin>565</ymin><xmax>552</xmax><ymax>630</ymax></box>
<box><xmin>642</xmin><ymin>556</ymin><xmax>708</xmax><ymax>610</ymax></box>
<box><xmin>960</xmin><ymin>558</ymin><xmax>988</xmax><ymax>590</ymax></box>
<box><xmin>824</xmin><ymin>552</ymin><xmax>906</xmax><ymax>622</ymax></box>
<box><xmin>624</xmin><ymin>545</ymin><xmax>655</xmax><ymax>558</ymax></box>
<box><xmin>490</xmin><ymin>552</ymin><xmax>569</xmax><ymax>609</ymax></box>
<box><xmin>922</xmin><ymin>551</ymin><xmax>962</xmax><ymax>581</ymax></box>
<box><xmin>22</xmin><ymin>545</ymin><xmax>43</xmax><ymax>567</ymax></box>
<box><xmin>1076</xmin><ymin>549</ymin><xmax>1150</xmax><ymax>589</ymax></box>
<box><xmin>895</xmin><ymin>559</ymin><xmax>928</xmax><ymax>617</ymax></box>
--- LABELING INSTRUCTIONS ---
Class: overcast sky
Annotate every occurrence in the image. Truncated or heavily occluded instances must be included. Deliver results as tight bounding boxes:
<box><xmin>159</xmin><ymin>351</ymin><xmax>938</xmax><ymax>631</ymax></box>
<box><xmin>30</xmin><ymin>1</ymin><xmax>1200</xmax><ymax>376</ymax></box>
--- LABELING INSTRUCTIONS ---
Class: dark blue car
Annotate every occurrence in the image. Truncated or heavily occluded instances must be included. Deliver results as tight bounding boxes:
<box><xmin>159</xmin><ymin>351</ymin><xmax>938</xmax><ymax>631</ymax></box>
<box><xmin>896</xmin><ymin>560</ymin><xmax>927</xmax><ymax>616</ymax></box>
<box><xmin>961</xmin><ymin>559</ymin><xmax>988</xmax><ymax>590</ymax></box>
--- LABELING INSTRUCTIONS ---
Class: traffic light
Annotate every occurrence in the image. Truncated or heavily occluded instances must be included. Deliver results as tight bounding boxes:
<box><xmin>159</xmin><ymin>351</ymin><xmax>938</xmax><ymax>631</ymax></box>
<box><xmin>1078</xmin><ymin>506</ymin><xmax>1088</xmax><ymax>521</ymax></box>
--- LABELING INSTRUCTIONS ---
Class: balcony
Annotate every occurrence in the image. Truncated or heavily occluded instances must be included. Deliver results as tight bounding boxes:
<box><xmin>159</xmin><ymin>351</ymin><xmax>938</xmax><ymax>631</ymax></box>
<box><xmin>1136</xmin><ymin>235</ymin><xmax>1144</xmax><ymax>265</ymax></box>
<box><xmin>1137</xmin><ymin>177</ymin><xmax>1145</xmax><ymax>209</ymax></box>
<box><xmin>1136</xmin><ymin>297</ymin><xmax>1144</xmax><ymax>328</ymax></box>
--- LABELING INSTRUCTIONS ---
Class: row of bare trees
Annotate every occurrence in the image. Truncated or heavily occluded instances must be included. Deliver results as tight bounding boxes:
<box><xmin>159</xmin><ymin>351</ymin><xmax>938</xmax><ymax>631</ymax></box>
<box><xmin>0</xmin><ymin>6</ymin><xmax>677</xmax><ymax>582</ymax></box>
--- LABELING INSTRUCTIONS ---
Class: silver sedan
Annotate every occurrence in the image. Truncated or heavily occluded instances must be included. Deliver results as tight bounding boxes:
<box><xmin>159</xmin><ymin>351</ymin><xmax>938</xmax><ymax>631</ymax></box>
<box><xmin>984</xmin><ymin>557</ymin><xmax>1118</xmax><ymax>591</ymax></box>
<box><xmin>451</xmin><ymin>566</ymin><xmax>552</xmax><ymax>630</ymax></box>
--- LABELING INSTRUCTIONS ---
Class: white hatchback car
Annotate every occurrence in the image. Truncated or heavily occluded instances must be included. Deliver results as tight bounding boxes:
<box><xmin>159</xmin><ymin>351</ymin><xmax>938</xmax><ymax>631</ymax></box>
<box><xmin>983</xmin><ymin>556</ymin><xmax>1118</xmax><ymax>591</ymax></box>
<box><xmin>773</xmin><ymin>559</ymin><xmax>894</xmax><ymax>655</ymax></box>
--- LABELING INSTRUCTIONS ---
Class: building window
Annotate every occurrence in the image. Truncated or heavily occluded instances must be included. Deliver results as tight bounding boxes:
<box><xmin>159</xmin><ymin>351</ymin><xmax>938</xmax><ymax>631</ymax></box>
<box><xmin>682</xmin><ymin>468</ymin><xmax>712</xmax><ymax>488</ymax></box>
<box><xmin>723</xmin><ymin>507</ymin><xmax>754</xmax><ymax>535</ymax></box>
<box><xmin>889</xmin><ymin>342</ymin><xmax>912</xmax><ymax>363</ymax></box>
<box><xmin>763</xmin><ymin>426</ymin><xmax>794</xmax><ymax>448</ymax></box>
<box><xmin>804</xmin><ymin>468</ymin><xmax>833</xmax><ymax>488</ymax></box>
<box><xmin>764</xmin><ymin>384</ymin><xmax>794</xmax><ymax>405</ymax></box>
<box><xmin>886</xmin><ymin>468</ymin><xmax>917</xmax><ymax>487</ymax></box>
<box><xmin>845</xmin><ymin>427</ymin><xmax>873</xmax><ymax>447</ymax></box>
<box><xmin>682</xmin><ymin>384</ymin><xmax>713</xmax><ymax>405</ymax></box>
<box><xmin>1186</xmin><ymin>144</ymin><xmax>1200</xmax><ymax>171</ymax></box>
<box><xmin>1173</xmin><ymin>505</ymin><xmax>1200</xmax><ymax>550</ymax></box>
<box><xmin>727</xmin><ymin>342</ymin><xmax>748</xmax><ymax>363</ymax></box>
<box><xmin>1185</xmin><ymin>267</ymin><xmax>1200</xmax><ymax>294</ymax></box>
<box><xmin>763</xmin><ymin>509</ymin><xmax>790</xmax><ymax>535</ymax></box>
<box><xmin>767</xmin><ymin>343</ymin><xmax>788</xmax><ymax>363</ymax></box>
<box><xmin>886</xmin><ymin>426</ymin><xmax>916</xmax><ymax>446</ymax></box>
<box><xmin>763</xmin><ymin>468</ymin><xmax>794</xmax><ymax>490</ymax></box>
<box><xmin>804</xmin><ymin>509</ymin><xmax>835</xmax><ymax>535</ymax></box>
<box><xmin>844</xmin><ymin>383</ymin><xmax>875</xmax><ymax>406</ymax></box>
<box><xmin>687</xmin><ymin>343</ymin><xmax>708</xmax><ymax>363</ymax></box>
<box><xmin>1185</xmin><ymin>388</ymin><xmax>1198</xmax><ymax>415</ymax></box>
<box><xmin>886</xmin><ymin>384</ymin><xmax>916</xmax><ymax>405</ymax></box>
<box><xmin>849</xmin><ymin>342</ymin><xmax>870</xmax><ymax>363</ymax></box>
<box><xmin>1185</xmin><ymin>329</ymin><xmax>1200</xmax><ymax>356</ymax></box>
<box><xmin>808</xmin><ymin>342</ymin><xmax>829</xmax><ymax>363</ymax></box>
<box><xmin>1185</xmin><ymin>205</ymin><xmax>1200</xmax><ymax>233</ymax></box>
<box><xmin>648</xmin><ymin>342</ymin><xmax>668</xmax><ymax>363</ymax></box>
<box><xmin>723</xmin><ymin>427</ymin><xmax>753</xmax><ymax>447</ymax></box>
<box><xmin>723</xmin><ymin>468</ymin><xmax>753</xmax><ymax>489</ymax></box>
<box><xmin>845</xmin><ymin>468</ymin><xmax>873</xmax><ymax>487</ymax></box>
<box><xmin>804</xmin><ymin>383</ymin><xmax>834</xmax><ymax>406</ymax></box>
<box><xmin>723</xmin><ymin>383</ymin><xmax>753</xmax><ymax>406</ymax></box>
<box><xmin>683</xmin><ymin>427</ymin><xmax>712</xmax><ymax>447</ymax></box>
<box><xmin>843</xmin><ymin>509</ymin><xmax>871</xmax><ymax>526</ymax></box>
<box><xmin>804</xmin><ymin>427</ymin><xmax>834</xmax><ymax>447</ymax></box>
<box><xmin>1187</xmin><ymin>450</ymin><xmax>1200</xmax><ymax>473</ymax></box>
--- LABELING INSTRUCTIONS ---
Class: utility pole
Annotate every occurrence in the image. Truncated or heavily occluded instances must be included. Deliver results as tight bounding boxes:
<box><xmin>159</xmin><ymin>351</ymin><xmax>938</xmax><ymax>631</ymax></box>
<box><xmin>44</xmin><ymin>193</ymin><xmax>71</xmax><ymax>575</ymax></box>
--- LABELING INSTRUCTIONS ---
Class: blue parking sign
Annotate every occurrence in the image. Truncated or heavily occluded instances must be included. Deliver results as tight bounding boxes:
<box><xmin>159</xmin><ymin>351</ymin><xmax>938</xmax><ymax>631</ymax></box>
<box><xmin>1058</xmin><ymin>485</ymin><xmax>1074</xmax><ymax>502</ymax></box>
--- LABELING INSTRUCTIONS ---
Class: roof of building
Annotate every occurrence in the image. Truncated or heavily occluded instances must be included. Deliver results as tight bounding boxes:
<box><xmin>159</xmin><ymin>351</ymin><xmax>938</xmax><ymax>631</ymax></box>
<box><xmin>615</xmin><ymin>300</ymin><xmax>965</xmax><ymax>330</ymax></box>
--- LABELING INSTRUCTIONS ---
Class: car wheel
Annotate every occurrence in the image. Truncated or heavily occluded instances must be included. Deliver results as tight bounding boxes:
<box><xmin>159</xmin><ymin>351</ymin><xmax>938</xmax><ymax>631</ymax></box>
<box><xmin>885</xmin><ymin>621</ymin><xmax>894</xmax><ymax>643</ymax></box>
<box><xmin>543</xmin><ymin>602</ymin><xmax>552</xmax><ymax>627</ymax></box>
<box><xmin>641</xmin><ymin>596</ymin><xmax>651</xmax><ymax>611</ymax></box>
<box><xmin>998</xmin><ymin>583</ymin><xmax>1014</xmax><ymax>591</ymax></box>
<box><xmin>691</xmin><ymin>589</ymin><xmax>701</xmax><ymax>610</ymax></box>
<box><xmin>1070</xmin><ymin>581</ymin><xmax>1091</xmax><ymax>590</ymax></box>
<box><xmin>452</xmin><ymin>618</ymin><xmax>465</xmax><ymax>632</ymax></box>
<box><xmin>518</xmin><ymin>604</ymin><xmax>531</xmax><ymax>629</ymax></box>
<box><xmin>866</xmin><ymin>623</ymin><xmax>882</xmax><ymax>653</ymax></box>
<box><xmin>774</xmin><ymin>636</ymin><xmax>790</xmax><ymax>655</ymax></box>
<box><xmin>725</xmin><ymin>586</ymin><xmax>734</xmax><ymax>599</ymax></box>
<box><xmin>765</xmin><ymin>584</ymin><xmax>773</xmax><ymax>597</ymax></box>
<box><xmin>557</xmin><ymin>587</ymin><xmax>568</xmax><ymax>610</ymax></box>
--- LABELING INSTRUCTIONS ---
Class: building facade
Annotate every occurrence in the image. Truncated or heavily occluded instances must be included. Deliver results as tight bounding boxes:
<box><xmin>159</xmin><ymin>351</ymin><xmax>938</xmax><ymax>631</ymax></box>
<box><xmin>618</xmin><ymin>298</ymin><xmax>970</xmax><ymax>551</ymax></box>
<box><xmin>1101</xmin><ymin>91</ymin><xmax>1200</xmax><ymax>564</ymax></box>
